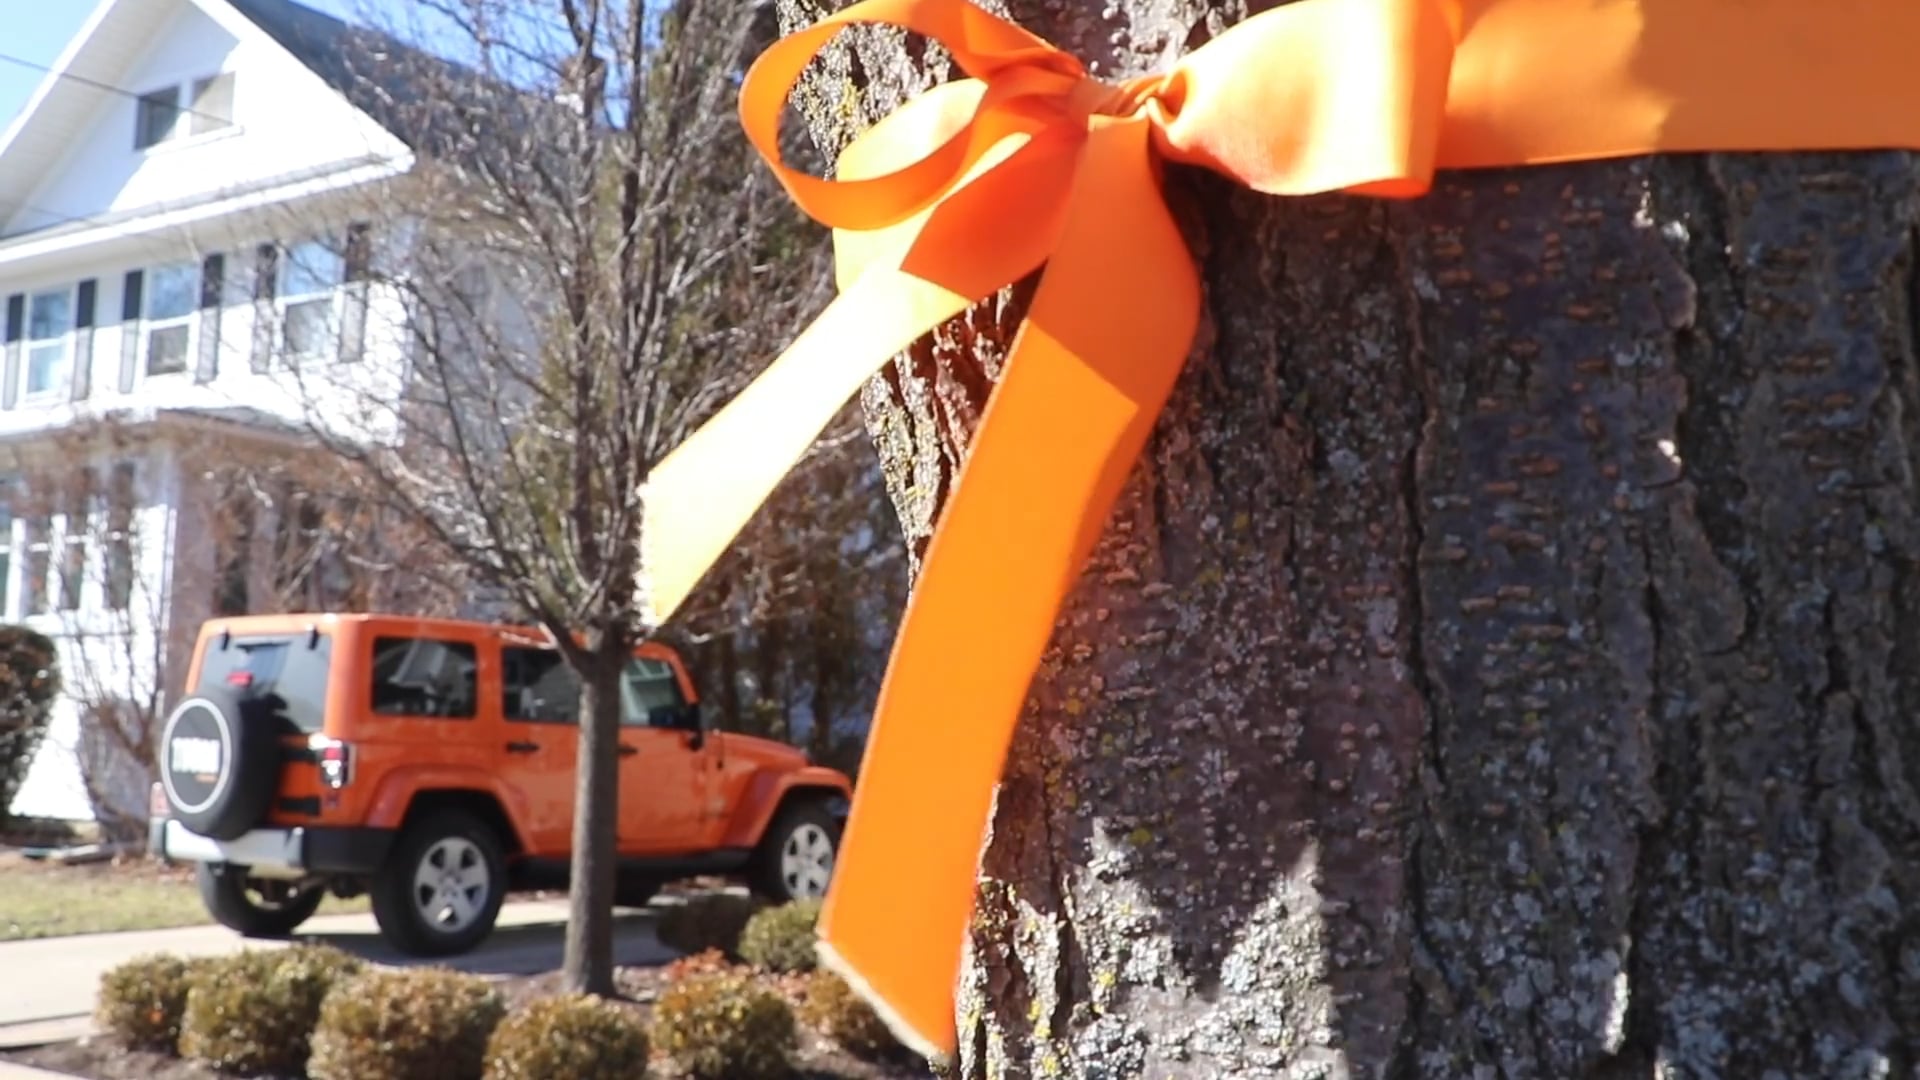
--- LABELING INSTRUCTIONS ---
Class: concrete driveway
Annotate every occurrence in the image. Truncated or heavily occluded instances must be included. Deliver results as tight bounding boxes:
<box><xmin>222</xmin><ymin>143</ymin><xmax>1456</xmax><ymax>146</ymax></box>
<box><xmin>0</xmin><ymin>899</ymin><xmax>673</xmax><ymax>1049</ymax></box>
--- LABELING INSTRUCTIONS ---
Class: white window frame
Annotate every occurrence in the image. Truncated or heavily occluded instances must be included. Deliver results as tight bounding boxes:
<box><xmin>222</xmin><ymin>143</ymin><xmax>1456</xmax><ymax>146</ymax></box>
<box><xmin>142</xmin><ymin>261</ymin><xmax>200</xmax><ymax>378</ymax></box>
<box><xmin>133</xmin><ymin>71</ymin><xmax>237</xmax><ymax>152</ymax></box>
<box><xmin>277</xmin><ymin>239</ymin><xmax>345</xmax><ymax>368</ymax></box>
<box><xmin>23</xmin><ymin>287</ymin><xmax>73</xmax><ymax>402</ymax></box>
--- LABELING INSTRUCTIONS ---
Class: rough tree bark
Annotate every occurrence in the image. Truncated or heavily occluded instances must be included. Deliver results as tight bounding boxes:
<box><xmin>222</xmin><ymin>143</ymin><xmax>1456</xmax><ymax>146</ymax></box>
<box><xmin>774</xmin><ymin>0</ymin><xmax>1920</xmax><ymax>1076</ymax></box>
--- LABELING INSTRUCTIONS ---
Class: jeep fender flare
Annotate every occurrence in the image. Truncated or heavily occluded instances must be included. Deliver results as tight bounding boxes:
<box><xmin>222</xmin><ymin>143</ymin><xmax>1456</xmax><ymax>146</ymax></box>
<box><xmin>362</xmin><ymin>766</ymin><xmax>536</xmax><ymax>852</ymax></box>
<box><xmin>721</xmin><ymin>766</ymin><xmax>853</xmax><ymax>850</ymax></box>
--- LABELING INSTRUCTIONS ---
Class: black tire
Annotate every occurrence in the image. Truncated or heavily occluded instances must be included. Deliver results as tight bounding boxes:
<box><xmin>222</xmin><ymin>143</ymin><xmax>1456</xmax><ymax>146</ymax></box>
<box><xmin>159</xmin><ymin>688</ymin><xmax>278</xmax><ymax>841</ymax></box>
<box><xmin>370</xmin><ymin>809</ymin><xmax>506</xmax><ymax>957</ymax></box>
<box><xmin>197</xmin><ymin>862</ymin><xmax>326</xmax><ymax>938</ymax></box>
<box><xmin>749</xmin><ymin>799</ymin><xmax>840</xmax><ymax>903</ymax></box>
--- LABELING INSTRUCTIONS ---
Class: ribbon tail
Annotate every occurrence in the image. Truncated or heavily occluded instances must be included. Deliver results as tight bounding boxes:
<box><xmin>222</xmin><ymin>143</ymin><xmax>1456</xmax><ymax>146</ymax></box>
<box><xmin>815</xmin><ymin>114</ymin><xmax>1201</xmax><ymax>1061</ymax></box>
<box><xmin>638</xmin><ymin>133</ymin><xmax>1078</xmax><ymax>625</ymax></box>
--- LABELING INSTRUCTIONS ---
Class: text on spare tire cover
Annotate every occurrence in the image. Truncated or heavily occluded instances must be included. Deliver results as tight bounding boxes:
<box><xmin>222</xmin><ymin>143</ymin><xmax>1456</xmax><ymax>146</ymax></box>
<box><xmin>166</xmin><ymin>700</ymin><xmax>231</xmax><ymax>810</ymax></box>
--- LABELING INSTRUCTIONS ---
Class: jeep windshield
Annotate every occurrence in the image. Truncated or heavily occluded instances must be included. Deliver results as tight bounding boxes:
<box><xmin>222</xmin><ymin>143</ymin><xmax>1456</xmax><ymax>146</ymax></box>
<box><xmin>194</xmin><ymin>632</ymin><xmax>332</xmax><ymax>733</ymax></box>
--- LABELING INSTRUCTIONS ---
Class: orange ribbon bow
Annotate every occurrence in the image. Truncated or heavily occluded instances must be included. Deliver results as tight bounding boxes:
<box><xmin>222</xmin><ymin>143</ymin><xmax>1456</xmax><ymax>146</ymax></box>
<box><xmin>639</xmin><ymin>0</ymin><xmax>1920</xmax><ymax>1058</ymax></box>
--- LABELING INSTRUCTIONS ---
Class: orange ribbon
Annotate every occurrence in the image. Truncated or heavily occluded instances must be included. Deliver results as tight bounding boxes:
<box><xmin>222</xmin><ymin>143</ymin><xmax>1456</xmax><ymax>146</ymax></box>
<box><xmin>639</xmin><ymin>0</ymin><xmax>1920</xmax><ymax>1058</ymax></box>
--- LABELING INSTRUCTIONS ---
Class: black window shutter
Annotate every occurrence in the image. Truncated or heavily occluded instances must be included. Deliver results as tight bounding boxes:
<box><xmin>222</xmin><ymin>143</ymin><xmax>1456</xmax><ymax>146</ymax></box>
<box><xmin>250</xmin><ymin>245</ymin><xmax>278</xmax><ymax>373</ymax></box>
<box><xmin>195</xmin><ymin>254</ymin><xmax>224</xmax><ymax>383</ymax></box>
<box><xmin>118</xmin><ymin>271</ymin><xmax>143</xmax><ymax>394</ymax></box>
<box><xmin>344</xmin><ymin>222</ymin><xmax>372</xmax><ymax>282</ymax></box>
<box><xmin>254</xmin><ymin>244</ymin><xmax>279</xmax><ymax>300</ymax></box>
<box><xmin>121</xmin><ymin>271</ymin><xmax>143</xmax><ymax>321</ymax></box>
<box><xmin>3</xmin><ymin>294</ymin><xmax>22</xmax><ymax>343</ymax></box>
<box><xmin>75</xmin><ymin>280</ymin><xmax>97</xmax><ymax>329</ymax></box>
<box><xmin>71</xmin><ymin>279</ymin><xmax>98</xmax><ymax>402</ymax></box>
<box><xmin>199</xmin><ymin>253</ymin><xmax>224</xmax><ymax>307</ymax></box>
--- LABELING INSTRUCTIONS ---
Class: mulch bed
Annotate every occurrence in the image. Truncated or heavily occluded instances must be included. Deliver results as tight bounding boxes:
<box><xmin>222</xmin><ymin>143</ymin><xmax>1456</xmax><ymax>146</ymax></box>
<box><xmin>0</xmin><ymin>963</ymin><xmax>931</xmax><ymax>1080</ymax></box>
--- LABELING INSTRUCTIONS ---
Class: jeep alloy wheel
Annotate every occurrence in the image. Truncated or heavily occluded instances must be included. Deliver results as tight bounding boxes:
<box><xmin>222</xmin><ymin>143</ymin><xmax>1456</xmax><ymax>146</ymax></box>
<box><xmin>750</xmin><ymin>800</ymin><xmax>840</xmax><ymax>902</ymax></box>
<box><xmin>412</xmin><ymin>836</ymin><xmax>491</xmax><ymax>933</ymax></box>
<box><xmin>781</xmin><ymin>823</ymin><xmax>835</xmax><ymax>898</ymax></box>
<box><xmin>371</xmin><ymin>809</ymin><xmax>506</xmax><ymax>956</ymax></box>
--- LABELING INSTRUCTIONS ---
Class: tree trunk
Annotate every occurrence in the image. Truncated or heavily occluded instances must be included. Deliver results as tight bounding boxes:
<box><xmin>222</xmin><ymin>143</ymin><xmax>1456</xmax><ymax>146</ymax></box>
<box><xmin>776</xmin><ymin>1</ymin><xmax>1920</xmax><ymax>1076</ymax></box>
<box><xmin>563</xmin><ymin>647</ymin><xmax>624</xmax><ymax>995</ymax></box>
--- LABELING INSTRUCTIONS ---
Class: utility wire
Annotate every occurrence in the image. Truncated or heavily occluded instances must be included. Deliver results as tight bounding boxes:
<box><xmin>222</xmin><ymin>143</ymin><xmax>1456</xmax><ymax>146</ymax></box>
<box><xmin>0</xmin><ymin>51</ymin><xmax>236</xmax><ymax>130</ymax></box>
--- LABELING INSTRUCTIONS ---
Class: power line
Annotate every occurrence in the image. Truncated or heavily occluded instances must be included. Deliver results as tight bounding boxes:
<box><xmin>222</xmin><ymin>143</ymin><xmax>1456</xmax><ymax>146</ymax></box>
<box><xmin>0</xmin><ymin>51</ymin><xmax>238</xmax><ymax>130</ymax></box>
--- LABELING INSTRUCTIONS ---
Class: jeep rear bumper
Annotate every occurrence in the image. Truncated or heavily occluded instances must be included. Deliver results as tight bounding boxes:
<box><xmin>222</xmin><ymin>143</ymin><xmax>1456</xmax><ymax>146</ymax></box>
<box><xmin>149</xmin><ymin>818</ymin><xmax>393</xmax><ymax>879</ymax></box>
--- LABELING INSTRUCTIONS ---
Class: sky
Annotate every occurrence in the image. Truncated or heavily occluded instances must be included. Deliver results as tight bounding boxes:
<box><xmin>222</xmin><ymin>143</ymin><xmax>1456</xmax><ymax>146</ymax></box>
<box><xmin>0</xmin><ymin>0</ymin><xmax>390</xmax><ymax>133</ymax></box>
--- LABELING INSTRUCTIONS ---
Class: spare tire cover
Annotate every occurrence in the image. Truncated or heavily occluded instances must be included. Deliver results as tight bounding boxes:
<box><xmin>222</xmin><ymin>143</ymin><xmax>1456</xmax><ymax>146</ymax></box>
<box><xmin>159</xmin><ymin>686</ymin><xmax>279</xmax><ymax>842</ymax></box>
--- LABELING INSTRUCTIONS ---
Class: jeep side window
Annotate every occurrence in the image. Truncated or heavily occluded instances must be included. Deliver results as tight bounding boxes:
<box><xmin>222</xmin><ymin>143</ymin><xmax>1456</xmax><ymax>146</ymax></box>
<box><xmin>621</xmin><ymin>657</ymin><xmax>690</xmax><ymax>729</ymax></box>
<box><xmin>369</xmin><ymin>636</ymin><xmax>477</xmax><ymax>718</ymax></box>
<box><xmin>502</xmin><ymin>646</ymin><xmax>578</xmax><ymax>723</ymax></box>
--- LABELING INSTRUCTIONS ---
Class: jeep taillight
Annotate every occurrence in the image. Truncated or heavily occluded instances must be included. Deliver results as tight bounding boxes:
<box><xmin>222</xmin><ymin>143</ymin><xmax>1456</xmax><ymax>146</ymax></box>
<box><xmin>317</xmin><ymin>740</ymin><xmax>353</xmax><ymax>789</ymax></box>
<box><xmin>148</xmin><ymin>781</ymin><xmax>167</xmax><ymax>818</ymax></box>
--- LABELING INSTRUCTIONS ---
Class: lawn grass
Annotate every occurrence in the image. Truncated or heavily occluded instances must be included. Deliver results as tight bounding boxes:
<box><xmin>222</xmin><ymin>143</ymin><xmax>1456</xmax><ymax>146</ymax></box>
<box><xmin>0</xmin><ymin>857</ymin><xmax>367</xmax><ymax>941</ymax></box>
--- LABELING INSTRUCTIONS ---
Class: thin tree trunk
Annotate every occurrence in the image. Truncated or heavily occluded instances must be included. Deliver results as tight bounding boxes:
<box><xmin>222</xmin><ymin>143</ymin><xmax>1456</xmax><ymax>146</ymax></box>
<box><xmin>777</xmin><ymin>1</ymin><xmax>1920</xmax><ymax>1076</ymax></box>
<box><xmin>563</xmin><ymin>649</ymin><xmax>624</xmax><ymax>995</ymax></box>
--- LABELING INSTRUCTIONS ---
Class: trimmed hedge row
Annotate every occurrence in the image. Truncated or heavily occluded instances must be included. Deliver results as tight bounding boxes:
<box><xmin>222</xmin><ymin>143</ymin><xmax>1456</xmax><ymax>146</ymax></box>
<box><xmin>90</xmin><ymin>898</ymin><xmax>877</xmax><ymax>1079</ymax></box>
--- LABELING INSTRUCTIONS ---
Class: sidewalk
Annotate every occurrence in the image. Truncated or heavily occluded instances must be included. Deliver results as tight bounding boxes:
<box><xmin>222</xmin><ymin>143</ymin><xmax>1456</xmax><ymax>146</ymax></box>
<box><xmin>0</xmin><ymin>899</ymin><xmax>669</xmax><ymax>1052</ymax></box>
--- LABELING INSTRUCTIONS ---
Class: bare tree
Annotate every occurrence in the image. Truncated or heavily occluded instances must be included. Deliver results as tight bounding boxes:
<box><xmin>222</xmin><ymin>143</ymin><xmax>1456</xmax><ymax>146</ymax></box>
<box><xmin>4</xmin><ymin>420</ymin><xmax>465</xmax><ymax>842</ymax></box>
<box><xmin>275</xmin><ymin>0</ymin><xmax>834</xmax><ymax>993</ymax></box>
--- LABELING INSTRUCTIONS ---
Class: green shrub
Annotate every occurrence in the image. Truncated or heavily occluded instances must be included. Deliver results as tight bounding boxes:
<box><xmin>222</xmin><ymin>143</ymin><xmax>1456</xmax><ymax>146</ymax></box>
<box><xmin>178</xmin><ymin>945</ymin><xmax>364</xmax><ymax>1074</ymax></box>
<box><xmin>799</xmin><ymin>971</ymin><xmax>897</xmax><ymax>1059</ymax></box>
<box><xmin>738</xmin><ymin>899</ymin><xmax>822</xmax><ymax>973</ymax></box>
<box><xmin>652</xmin><ymin>970</ymin><xmax>796</xmax><ymax>1080</ymax></box>
<box><xmin>482</xmin><ymin>994</ymin><xmax>650</xmax><ymax>1080</ymax></box>
<box><xmin>0</xmin><ymin>625</ymin><xmax>58</xmax><ymax>827</ymax></box>
<box><xmin>308</xmin><ymin>967</ymin><xmax>505</xmax><ymax>1080</ymax></box>
<box><xmin>655</xmin><ymin>893</ymin><xmax>761</xmax><ymax>959</ymax></box>
<box><xmin>95</xmin><ymin>953</ymin><xmax>208</xmax><ymax>1053</ymax></box>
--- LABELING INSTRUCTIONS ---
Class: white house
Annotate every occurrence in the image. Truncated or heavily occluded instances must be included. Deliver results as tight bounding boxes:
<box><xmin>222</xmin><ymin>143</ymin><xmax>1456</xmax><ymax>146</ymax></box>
<box><xmin>0</xmin><ymin>0</ymin><xmax>442</xmax><ymax>826</ymax></box>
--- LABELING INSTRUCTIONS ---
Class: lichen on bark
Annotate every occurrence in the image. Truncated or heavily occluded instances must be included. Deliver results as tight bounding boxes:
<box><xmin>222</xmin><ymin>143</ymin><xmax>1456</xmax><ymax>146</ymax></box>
<box><xmin>768</xmin><ymin>0</ymin><xmax>1920</xmax><ymax>1076</ymax></box>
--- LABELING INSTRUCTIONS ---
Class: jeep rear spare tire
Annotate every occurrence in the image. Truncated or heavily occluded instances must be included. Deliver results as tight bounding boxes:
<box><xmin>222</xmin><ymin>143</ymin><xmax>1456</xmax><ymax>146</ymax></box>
<box><xmin>159</xmin><ymin>688</ymin><xmax>278</xmax><ymax>841</ymax></box>
<box><xmin>370</xmin><ymin>809</ymin><xmax>506</xmax><ymax>957</ymax></box>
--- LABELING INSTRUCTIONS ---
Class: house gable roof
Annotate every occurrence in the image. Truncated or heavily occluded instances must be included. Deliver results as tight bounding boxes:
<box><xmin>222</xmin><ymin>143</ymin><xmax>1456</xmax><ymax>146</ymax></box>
<box><xmin>0</xmin><ymin>0</ymin><xmax>480</xmax><ymax>239</ymax></box>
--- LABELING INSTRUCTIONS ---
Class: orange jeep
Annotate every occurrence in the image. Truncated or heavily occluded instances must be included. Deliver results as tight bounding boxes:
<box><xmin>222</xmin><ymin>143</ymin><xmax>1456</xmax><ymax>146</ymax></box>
<box><xmin>146</xmin><ymin>613</ymin><xmax>852</xmax><ymax>956</ymax></box>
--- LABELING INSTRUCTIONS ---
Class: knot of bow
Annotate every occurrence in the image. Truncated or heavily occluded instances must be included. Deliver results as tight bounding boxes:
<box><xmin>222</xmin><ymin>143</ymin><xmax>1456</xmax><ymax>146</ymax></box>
<box><xmin>636</xmin><ymin>0</ymin><xmax>1920</xmax><ymax>1060</ymax></box>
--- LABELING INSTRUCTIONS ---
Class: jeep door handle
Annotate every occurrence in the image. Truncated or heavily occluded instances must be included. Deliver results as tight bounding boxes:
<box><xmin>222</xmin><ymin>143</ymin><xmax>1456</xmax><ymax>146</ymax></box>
<box><xmin>618</xmin><ymin>744</ymin><xmax>638</xmax><ymax>757</ymax></box>
<box><xmin>504</xmin><ymin>740</ymin><xmax>540</xmax><ymax>754</ymax></box>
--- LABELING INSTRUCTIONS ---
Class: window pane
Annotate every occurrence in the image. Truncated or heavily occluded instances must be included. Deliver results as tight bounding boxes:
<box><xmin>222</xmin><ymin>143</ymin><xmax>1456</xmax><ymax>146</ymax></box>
<box><xmin>503</xmin><ymin>647</ymin><xmax>579</xmax><ymax>723</ymax></box>
<box><xmin>283</xmin><ymin>298</ymin><xmax>334</xmax><ymax>362</ymax></box>
<box><xmin>622</xmin><ymin>657</ymin><xmax>685</xmax><ymax>725</ymax></box>
<box><xmin>28</xmin><ymin>291</ymin><xmax>69</xmax><ymax>341</ymax></box>
<box><xmin>194</xmin><ymin>634</ymin><xmax>333</xmax><ymax>734</ymax></box>
<box><xmin>146</xmin><ymin>263</ymin><xmax>198</xmax><ymax>320</ymax></box>
<box><xmin>189</xmin><ymin>73</ymin><xmax>234</xmax><ymax>135</ymax></box>
<box><xmin>26</xmin><ymin>344</ymin><xmax>66</xmax><ymax>395</ymax></box>
<box><xmin>279</xmin><ymin>242</ymin><xmax>343</xmax><ymax>299</ymax></box>
<box><xmin>371</xmin><ymin>637</ymin><xmax>477</xmax><ymax>718</ymax></box>
<box><xmin>146</xmin><ymin>325</ymin><xmax>191</xmax><ymax>375</ymax></box>
<box><xmin>135</xmin><ymin>87</ymin><xmax>180</xmax><ymax>149</ymax></box>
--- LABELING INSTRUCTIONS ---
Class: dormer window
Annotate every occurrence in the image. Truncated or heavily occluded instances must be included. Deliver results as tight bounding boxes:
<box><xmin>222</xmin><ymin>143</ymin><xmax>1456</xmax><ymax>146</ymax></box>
<box><xmin>134</xmin><ymin>73</ymin><xmax>236</xmax><ymax>150</ymax></box>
